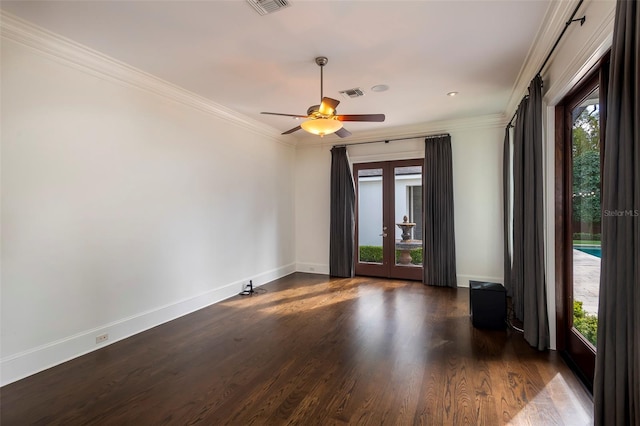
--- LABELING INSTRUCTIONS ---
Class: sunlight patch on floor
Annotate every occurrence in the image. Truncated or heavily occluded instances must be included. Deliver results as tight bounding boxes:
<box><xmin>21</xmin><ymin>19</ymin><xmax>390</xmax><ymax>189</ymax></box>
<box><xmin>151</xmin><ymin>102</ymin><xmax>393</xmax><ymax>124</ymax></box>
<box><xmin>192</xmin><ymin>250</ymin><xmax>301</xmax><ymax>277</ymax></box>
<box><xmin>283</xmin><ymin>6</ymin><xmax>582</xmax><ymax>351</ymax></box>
<box><xmin>256</xmin><ymin>290</ymin><xmax>361</xmax><ymax>315</ymax></box>
<box><xmin>506</xmin><ymin>373</ymin><xmax>593</xmax><ymax>425</ymax></box>
<box><xmin>219</xmin><ymin>281</ymin><xmax>330</xmax><ymax>307</ymax></box>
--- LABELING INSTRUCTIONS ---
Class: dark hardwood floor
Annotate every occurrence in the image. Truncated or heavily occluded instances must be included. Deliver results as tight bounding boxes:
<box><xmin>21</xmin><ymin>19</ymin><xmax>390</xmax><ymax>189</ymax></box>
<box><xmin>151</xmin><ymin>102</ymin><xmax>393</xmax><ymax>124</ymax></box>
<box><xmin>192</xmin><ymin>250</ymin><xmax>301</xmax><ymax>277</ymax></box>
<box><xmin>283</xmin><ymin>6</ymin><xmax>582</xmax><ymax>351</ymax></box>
<box><xmin>0</xmin><ymin>273</ymin><xmax>593</xmax><ymax>425</ymax></box>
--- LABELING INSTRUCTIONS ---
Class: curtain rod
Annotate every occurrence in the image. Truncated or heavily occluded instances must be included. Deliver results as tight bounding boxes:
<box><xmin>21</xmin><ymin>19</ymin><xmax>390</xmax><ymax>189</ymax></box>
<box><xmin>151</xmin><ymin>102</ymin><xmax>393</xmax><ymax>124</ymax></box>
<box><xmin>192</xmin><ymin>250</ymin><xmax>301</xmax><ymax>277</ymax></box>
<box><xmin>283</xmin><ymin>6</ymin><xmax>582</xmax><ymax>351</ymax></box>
<box><xmin>507</xmin><ymin>0</ymin><xmax>586</xmax><ymax>128</ymax></box>
<box><xmin>333</xmin><ymin>133</ymin><xmax>450</xmax><ymax>149</ymax></box>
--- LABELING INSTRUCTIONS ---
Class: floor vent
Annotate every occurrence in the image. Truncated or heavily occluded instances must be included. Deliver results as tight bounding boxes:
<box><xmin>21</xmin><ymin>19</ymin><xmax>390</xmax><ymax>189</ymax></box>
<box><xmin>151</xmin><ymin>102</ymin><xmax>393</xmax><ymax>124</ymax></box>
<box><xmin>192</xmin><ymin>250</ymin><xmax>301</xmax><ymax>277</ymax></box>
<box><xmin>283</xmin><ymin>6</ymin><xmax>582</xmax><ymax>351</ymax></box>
<box><xmin>247</xmin><ymin>0</ymin><xmax>290</xmax><ymax>15</ymax></box>
<box><xmin>340</xmin><ymin>88</ymin><xmax>365</xmax><ymax>99</ymax></box>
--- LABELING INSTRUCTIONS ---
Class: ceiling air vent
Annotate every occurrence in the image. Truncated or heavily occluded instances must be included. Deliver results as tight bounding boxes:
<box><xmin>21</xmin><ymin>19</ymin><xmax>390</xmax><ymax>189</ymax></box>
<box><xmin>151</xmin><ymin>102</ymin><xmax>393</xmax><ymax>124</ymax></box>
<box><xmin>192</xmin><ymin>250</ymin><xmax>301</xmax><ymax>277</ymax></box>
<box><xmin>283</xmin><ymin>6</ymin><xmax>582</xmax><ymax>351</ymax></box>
<box><xmin>247</xmin><ymin>0</ymin><xmax>290</xmax><ymax>15</ymax></box>
<box><xmin>339</xmin><ymin>88</ymin><xmax>365</xmax><ymax>99</ymax></box>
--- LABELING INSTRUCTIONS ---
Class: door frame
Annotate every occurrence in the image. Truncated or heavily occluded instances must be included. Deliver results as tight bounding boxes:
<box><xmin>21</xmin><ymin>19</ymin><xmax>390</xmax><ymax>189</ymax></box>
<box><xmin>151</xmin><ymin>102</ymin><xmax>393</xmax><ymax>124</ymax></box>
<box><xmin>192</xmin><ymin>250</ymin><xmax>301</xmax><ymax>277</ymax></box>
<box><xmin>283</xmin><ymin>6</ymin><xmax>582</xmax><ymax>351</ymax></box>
<box><xmin>353</xmin><ymin>159</ymin><xmax>423</xmax><ymax>281</ymax></box>
<box><xmin>554</xmin><ymin>52</ymin><xmax>608</xmax><ymax>391</ymax></box>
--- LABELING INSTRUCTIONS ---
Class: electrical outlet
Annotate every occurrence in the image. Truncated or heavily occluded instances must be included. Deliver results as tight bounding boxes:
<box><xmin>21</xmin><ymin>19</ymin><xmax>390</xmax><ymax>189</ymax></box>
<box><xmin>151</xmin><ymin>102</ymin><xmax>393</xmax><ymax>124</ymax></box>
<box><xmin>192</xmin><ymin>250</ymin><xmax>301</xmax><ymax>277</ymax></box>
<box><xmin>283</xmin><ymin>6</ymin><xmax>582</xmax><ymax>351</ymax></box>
<box><xmin>96</xmin><ymin>333</ymin><xmax>109</xmax><ymax>344</ymax></box>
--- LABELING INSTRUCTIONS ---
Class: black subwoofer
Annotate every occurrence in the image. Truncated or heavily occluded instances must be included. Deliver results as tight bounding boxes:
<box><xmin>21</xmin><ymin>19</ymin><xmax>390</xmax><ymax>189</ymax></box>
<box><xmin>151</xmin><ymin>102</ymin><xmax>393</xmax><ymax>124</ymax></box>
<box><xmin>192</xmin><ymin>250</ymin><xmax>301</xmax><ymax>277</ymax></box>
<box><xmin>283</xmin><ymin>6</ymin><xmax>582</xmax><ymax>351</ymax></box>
<box><xmin>469</xmin><ymin>281</ymin><xmax>506</xmax><ymax>330</ymax></box>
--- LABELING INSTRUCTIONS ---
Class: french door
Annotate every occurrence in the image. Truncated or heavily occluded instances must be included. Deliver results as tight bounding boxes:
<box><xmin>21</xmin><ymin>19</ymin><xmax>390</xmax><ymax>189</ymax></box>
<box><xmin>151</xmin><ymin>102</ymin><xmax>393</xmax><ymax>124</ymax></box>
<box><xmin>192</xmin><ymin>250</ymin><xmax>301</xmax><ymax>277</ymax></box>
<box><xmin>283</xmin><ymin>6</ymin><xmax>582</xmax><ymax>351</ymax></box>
<box><xmin>354</xmin><ymin>159</ymin><xmax>423</xmax><ymax>280</ymax></box>
<box><xmin>555</xmin><ymin>53</ymin><xmax>608</xmax><ymax>390</ymax></box>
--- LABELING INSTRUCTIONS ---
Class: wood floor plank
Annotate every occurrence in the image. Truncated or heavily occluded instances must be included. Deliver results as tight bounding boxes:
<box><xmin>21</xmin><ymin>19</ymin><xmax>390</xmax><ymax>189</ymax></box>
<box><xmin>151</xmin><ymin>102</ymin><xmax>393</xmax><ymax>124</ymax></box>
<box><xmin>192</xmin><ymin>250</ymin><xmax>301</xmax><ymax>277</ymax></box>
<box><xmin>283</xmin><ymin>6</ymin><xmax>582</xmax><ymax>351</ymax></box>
<box><xmin>0</xmin><ymin>273</ymin><xmax>593</xmax><ymax>425</ymax></box>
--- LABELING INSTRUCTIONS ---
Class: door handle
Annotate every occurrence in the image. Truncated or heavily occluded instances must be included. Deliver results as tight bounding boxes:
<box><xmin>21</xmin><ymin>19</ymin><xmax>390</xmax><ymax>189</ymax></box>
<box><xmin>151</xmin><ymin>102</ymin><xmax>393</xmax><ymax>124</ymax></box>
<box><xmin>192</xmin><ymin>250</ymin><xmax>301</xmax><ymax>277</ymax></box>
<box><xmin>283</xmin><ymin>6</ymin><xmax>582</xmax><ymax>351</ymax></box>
<box><xmin>379</xmin><ymin>233</ymin><xmax>388</xmax><ymax>237</ymax></box>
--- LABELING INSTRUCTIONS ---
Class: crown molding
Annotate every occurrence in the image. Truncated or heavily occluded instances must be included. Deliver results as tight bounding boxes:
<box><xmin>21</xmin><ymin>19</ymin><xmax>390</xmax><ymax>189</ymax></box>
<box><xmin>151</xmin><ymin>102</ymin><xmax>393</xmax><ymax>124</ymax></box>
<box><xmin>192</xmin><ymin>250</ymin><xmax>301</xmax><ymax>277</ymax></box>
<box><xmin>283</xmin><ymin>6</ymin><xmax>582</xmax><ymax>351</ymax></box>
<box><xmin>544</xmin><ymin>3</ymin><xmax>614</xmax><ymax>105</ymax></box>
<box><xmin>505</xmin><ymin>0</ymin><xmax>579</xmax><ymax>117</ymax></box>
<box><xmin>0</xmin><ymin>12</ymin><xmax>296</xmax><ymax>148</ymax></box>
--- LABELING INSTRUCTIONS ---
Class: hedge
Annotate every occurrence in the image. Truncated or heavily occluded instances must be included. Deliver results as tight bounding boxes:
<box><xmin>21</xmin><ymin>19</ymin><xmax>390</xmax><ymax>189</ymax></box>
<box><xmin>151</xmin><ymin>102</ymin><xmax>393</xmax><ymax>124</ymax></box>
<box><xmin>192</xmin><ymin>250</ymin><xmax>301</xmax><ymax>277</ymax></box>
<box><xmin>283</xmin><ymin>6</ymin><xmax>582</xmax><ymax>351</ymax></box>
<box><xmin>359</xmin><ymin>245</ymin><xmax>423</xmax><ymax>266</ymax></box>
<box><xmin>360</xmin><ymin>245</ymin><xmax>383</xmax><ymax>263</ymax></box>
<box><xmin>573</xmin><ymin>300</ymin><xmax>598</xmax><ymax>346</ymax></box>
<box><xmin>573</xmin><ymin>232</ymin><xmax>601</xmax><ymax>241</ymax></box>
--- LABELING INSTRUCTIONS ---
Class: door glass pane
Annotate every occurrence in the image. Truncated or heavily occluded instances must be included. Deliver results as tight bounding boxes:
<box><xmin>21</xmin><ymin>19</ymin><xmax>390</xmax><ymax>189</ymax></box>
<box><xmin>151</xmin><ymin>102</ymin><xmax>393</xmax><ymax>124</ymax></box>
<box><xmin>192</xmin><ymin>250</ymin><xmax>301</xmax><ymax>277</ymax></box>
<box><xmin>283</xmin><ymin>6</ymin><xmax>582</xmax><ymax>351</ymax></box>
<box><xmin>394</xmin><ymin>166</ymin><xmax>423</xmax><ymax>267</ymax></box>
<box><xmin>571</xmin><ymin>87</ymin><xmax>600</xmax><ymax>348</ymax></box>
<box><xmin>358</xmin><ymin>168</ymin><xmax>383</xmax><ymax>264</ymax></box>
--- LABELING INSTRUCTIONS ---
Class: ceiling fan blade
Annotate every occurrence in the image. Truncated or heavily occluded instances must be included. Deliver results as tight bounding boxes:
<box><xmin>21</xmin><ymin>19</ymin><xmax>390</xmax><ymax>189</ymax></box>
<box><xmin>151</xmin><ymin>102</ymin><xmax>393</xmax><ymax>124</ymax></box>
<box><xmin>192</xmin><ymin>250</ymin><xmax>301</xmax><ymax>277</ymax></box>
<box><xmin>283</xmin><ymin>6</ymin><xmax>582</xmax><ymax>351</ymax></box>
<box><xmin>282</xmin><ymin>125</ymin><xmax>302</xmax><ymax>135</ymax></box>
<box><xmin>337</xmin><ymin>114</ymin><xmax>385</xmax><ymax>122</ymax></box>
<box><xmin>318</xmin><ymin>97</ymin><xmax>340</xmax><ymax>115</ymax></box>
<box><xmin>261</xmin><ymin>112</ymin><xmax>308</xmax><ymax>118</ymax></box>
<box><xmin>335</xmin><ymin>127</ymin><xmax>352</xmax><ymax>138</ymax></box>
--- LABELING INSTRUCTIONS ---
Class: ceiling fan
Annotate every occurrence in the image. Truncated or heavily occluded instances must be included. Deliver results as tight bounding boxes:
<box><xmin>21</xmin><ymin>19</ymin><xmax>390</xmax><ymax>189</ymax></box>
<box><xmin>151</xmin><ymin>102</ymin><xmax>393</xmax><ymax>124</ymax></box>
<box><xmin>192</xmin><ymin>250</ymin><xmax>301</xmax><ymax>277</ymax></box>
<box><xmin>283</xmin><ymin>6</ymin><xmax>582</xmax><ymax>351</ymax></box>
<box><xmin>261</xmin><ymin>57</ymin><xmax>385</xmax><ymax>138</ymax></box>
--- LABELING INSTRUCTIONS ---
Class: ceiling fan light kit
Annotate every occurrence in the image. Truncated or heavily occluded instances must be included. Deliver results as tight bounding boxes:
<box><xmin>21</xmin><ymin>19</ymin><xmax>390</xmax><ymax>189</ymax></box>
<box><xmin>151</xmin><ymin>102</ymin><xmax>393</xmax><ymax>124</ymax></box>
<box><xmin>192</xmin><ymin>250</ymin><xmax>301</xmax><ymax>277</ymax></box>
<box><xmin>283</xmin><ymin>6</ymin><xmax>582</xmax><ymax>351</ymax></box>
<box><xmin>261</xmin><ymin>56</ymin><xmax>385</xmax><ymax>138</ymax></box>
<box><xmin>300</xmin><ymin>117</ymin><xmax>343</xmax><ymax>137</ymax></box>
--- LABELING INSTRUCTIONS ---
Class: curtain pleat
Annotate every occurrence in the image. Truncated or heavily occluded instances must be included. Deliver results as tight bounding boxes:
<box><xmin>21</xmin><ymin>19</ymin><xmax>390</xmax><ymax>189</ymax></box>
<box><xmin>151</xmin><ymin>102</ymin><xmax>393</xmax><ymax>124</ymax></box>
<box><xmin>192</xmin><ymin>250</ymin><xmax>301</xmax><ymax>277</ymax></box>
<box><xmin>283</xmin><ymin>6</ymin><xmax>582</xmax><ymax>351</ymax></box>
<box><xmin>521</xmin><ymin>76</ymin><xmax>550</xmax><ymax>350</ymax></box>
<box><xmin>511</xmin><ymin>99</ymin><xmax>527</xmax><ymax>321</ymax></box>
<box><xmin>329</xmin><ymin>147</ymin><xmax>356</xmax><ymax>278</ymax></box>
<box><xmin>509</xmin><ymin>75</ymin><xmax>549</xmax><ymax>350</ymax></box>
<box><xmin>423</xmin><ymin>135</ymin><xmax>457</xmax><ymax>287</ymax></box>
<box><xmin>503</xmin><ymin>127</ymin><xmax>512</xmax><ymax>296</ymax></box>
<box><xmin>594</xmin><ymin>0</ymin><xmax>640</xmax><ymax>424</ymax></box>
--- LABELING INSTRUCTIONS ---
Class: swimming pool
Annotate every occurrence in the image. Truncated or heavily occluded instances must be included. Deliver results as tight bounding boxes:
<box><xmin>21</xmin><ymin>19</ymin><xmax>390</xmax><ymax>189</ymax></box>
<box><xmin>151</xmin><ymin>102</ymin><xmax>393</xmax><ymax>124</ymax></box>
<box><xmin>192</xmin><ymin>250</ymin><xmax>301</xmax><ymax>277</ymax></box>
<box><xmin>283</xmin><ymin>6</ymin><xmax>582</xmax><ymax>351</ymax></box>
<box><xmin>575</xmin><ymin>245</ymin><xmax>602</xmax><ymax>258</ymax></box>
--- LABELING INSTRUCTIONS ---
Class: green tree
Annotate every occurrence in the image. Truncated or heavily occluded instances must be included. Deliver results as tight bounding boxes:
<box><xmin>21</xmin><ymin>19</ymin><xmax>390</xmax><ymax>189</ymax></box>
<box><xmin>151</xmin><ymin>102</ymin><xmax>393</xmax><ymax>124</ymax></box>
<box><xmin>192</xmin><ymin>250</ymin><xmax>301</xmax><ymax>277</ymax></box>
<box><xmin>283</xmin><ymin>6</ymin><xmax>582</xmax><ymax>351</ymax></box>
<box><xmin>572</xmin><ymin>105</ymin><xmax>601</xmax><ymax>226</ymax></box>
<box><xmin>572</xmin><ymin>105</ymin><xmax>600</xmax><ymax>156</ymax></box>
<box><xmin>573</xmin><ymin>150</ymin><xmax>601</xmax><ymax>224</ymax></box>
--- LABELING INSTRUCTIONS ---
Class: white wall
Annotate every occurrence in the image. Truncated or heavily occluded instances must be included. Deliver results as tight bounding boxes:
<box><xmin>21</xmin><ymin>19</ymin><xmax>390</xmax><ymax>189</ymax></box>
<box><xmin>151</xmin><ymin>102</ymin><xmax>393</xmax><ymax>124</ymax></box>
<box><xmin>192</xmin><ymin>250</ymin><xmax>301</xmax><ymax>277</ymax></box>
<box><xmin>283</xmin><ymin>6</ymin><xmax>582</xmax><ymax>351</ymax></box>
<box><xmin>295</xmin><ymin>122</ymin><xmax>505</xmax><ymax>286</ymax></box>
<box><xmin>1</xmin><ymin>29</ymin><xmax>295</xmax><ymax>384</ymax></box>
<box><xmin>293</xmin><ymin>144</ymin><xmax>331</xmax><ymax>274</ymax></box>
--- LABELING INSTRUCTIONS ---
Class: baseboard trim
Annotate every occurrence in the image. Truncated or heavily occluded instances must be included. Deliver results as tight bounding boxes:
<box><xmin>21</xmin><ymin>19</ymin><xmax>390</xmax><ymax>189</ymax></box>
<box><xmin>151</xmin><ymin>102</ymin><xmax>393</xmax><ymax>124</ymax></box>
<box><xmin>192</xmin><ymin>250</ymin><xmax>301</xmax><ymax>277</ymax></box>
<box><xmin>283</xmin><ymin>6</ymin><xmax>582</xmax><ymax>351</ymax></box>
<box><xmin>295</xmin><ymin>262</ymin><xmax>330</xmax><ymax>275</ymax></box>
<box><xmin>457</xmin><ymin>275</ymin><xmax>504</xmax><ymax>288</ymax></box>
<box><xmin>0</xmin><ymin>263</ymin><xmax>296</xmax><ymax>386</ymax></box>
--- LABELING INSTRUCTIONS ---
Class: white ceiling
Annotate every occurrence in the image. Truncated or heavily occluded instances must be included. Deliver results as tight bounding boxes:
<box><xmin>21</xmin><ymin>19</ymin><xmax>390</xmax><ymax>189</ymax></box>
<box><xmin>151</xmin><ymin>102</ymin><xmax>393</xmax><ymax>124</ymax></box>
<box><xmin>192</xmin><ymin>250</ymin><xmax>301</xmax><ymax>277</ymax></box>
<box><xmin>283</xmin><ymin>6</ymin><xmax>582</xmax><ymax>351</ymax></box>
<box><xmin>1</xmin><ymin>0</ymin><xmax>555</xmax><ymax>141</ymax></box>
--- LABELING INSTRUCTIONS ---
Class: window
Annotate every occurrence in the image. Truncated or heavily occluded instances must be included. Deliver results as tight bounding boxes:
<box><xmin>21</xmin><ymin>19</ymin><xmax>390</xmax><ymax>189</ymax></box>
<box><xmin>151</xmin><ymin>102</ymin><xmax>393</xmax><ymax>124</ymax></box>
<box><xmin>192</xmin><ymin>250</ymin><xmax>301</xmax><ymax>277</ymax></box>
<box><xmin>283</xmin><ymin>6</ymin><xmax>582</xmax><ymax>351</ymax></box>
<box><xmin>407</xmin><ymin>185</ymin><xmax>423</xmax><ymax>241</ymax></box>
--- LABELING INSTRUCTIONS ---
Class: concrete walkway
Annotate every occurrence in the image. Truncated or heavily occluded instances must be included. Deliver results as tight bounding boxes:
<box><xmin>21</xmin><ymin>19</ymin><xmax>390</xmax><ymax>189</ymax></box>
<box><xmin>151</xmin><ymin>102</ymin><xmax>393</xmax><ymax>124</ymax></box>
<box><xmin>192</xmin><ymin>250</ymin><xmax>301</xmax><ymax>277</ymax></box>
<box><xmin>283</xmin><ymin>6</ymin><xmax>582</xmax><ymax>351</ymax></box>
<box><xmin>573</xmin><ymin>248</ymin><xmax>601</xmax><ymax>316</ymax></box>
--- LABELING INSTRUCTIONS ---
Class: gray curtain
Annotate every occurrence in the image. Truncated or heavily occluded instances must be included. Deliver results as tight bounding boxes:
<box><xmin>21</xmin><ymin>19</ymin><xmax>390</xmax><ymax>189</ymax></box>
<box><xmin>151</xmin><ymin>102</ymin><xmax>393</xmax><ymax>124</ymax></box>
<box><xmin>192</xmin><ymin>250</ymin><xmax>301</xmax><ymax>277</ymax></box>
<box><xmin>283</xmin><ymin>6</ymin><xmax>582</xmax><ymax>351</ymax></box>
<box><xmin>594</xmin><ymin>0</ymin><xmax>640</xmax><ymax>424</ymax></box>
<box><xmin>502</xmin><ymin>127</ymin><xmax>512</xmax><ymax>296</ymax></box>
<box><xmin>510</xmin><ymin>76</ymin><xmax>550</xmax><ymax>350</ymax></box>
<box><xmin>511</xmin><ymin>99</ymin><xmax>527</xmax><ymax>320</ymax></box>
<box><xmin>329</xmin><ymin>147</ymin><xmax>355</xmax><ymax>277</ymax></box>
<box><xmin>423</xmin><ymin>135</ymin><xmax>457</xmax><ymax>287</ymax></box>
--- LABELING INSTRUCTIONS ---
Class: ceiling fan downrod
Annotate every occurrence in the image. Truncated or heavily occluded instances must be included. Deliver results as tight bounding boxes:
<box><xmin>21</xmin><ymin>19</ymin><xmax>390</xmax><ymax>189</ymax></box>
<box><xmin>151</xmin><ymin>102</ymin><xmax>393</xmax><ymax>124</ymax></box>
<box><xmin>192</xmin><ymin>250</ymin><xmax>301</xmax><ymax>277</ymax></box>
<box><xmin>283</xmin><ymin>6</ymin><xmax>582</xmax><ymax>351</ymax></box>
<box><xmin>315</xmin><ymin>56</ymin><xmax>328</xmax><ymax>103</ymax></box>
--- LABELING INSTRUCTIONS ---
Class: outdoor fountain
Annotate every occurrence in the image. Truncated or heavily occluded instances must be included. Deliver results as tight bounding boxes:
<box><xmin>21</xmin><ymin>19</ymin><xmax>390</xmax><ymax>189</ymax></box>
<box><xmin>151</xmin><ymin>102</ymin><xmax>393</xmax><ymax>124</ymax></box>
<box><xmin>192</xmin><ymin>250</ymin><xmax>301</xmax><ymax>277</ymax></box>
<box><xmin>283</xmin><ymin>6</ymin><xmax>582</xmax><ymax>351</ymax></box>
<box><xmin>396</xmin><ymin>215</ymin><xmax>420</xmax><ymax>265</ymax></box>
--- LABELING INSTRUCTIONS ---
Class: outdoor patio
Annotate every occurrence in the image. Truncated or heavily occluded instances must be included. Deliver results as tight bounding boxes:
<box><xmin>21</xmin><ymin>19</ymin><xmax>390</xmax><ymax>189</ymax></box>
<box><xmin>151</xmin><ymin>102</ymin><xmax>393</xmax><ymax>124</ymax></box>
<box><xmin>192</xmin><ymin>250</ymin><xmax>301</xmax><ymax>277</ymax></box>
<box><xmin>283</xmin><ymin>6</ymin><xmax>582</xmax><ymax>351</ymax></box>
<box><xmin>573</xmin><ymin>248</ymin><xmax>601</xmax><ymax>316</ymax></box>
